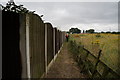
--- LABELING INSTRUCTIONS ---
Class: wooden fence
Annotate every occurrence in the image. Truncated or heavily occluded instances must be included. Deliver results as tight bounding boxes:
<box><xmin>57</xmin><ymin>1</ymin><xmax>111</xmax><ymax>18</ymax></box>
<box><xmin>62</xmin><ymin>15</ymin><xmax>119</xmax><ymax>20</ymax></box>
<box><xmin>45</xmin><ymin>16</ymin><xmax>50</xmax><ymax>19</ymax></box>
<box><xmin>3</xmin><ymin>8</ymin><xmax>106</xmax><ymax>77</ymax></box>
<box><xmin>2</xmin><ymin>11</ymin><xmax>66</xmax><ymax>79</ymax></box>
<box><xmin>45</xmin><ymin>23</ymin><xmax>54</xmax><ymax>66</ymax></box>
<box><xmin>28</xmin><ymin>14</ymin><xmax>45</xmax><ymax>78</ymax></box>
<box><xmin>69</xmin><ymin>40</ymin><xmax>120</xmax><ymax>78</ymax></box>
<box><xmin>2</xmin><ymin>11</ymin><xmax>22</xmax><ymax>79</ymax></box>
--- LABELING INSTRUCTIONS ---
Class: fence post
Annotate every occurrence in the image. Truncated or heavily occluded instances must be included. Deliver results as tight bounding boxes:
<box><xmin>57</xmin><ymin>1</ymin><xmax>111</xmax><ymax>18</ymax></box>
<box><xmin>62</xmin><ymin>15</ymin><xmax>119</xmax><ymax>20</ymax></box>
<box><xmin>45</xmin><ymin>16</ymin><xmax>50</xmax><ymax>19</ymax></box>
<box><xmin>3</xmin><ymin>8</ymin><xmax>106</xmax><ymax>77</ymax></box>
<box><xmin>0</xmin><ymin>8</ymin><xmax>1</xmax><ymax>80</ymax></box>
<box><xmin>92</xmin><ymin>50</ymin><xmax>102</xmax><ymax>78</ymax></box>
<box><xmin>19</xmin><ymin>14</ymin><xmax>28</xmax><ymax>78</ymax></box>
<box><xmin>45</xmin><ymin>23</ymin><xmax>48</xmax><ymax>74</ymax></box>
<box><xmin>26</xmin><ymin>14</ymin><xmax>31</xmax><ymax>79</ymax></box>
<box><xmin>53</xmin><ymin>28</ymin><xmax>55</xmax><ymax>61</ymax></box>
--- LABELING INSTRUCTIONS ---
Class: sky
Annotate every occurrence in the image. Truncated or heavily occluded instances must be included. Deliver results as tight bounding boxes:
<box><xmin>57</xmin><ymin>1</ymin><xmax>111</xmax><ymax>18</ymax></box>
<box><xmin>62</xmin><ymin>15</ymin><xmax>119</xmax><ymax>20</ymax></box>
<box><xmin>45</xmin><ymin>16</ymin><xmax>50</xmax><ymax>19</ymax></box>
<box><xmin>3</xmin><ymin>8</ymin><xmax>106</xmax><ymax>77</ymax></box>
<box><xmin>0</xmin><ymin>0</ymin><xmax>120</xmax><ymax>32</ymax></box>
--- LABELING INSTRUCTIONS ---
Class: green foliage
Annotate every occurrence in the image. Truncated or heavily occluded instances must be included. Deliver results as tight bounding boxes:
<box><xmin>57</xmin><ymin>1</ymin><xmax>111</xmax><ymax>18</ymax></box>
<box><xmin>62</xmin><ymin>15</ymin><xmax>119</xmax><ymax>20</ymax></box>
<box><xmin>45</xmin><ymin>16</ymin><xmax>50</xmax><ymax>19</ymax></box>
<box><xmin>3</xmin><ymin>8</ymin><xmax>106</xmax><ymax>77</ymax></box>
<box><xmin>1</xmin><ymin>1</ymin><xmax>35</xmax><ymax>13</ymax></box>
<box><xmin>105</xmin><ymin>31</ymin><xmax>111</xmax><ymax>34</ymax></box>
<box><xmin>86</xmin><ymin>29</ymin><xmax>95</xmax><ymax>33</ymax></box>
<box><xmin>69</xmin><ymin>28</ymin><xmax>81</xmax><ymax>34</ymax></box>
<box><xmin>83</xmin><ymin>30</ymin><xmax>85</xmax><ymax>33</ymax></box>
<box><xmin>80</xmin><ymin>34</ymin><xmax>86</xmax><ymax>36</ymax></box>
<box><xmin>111</xmin><ymin>32</ymin><xmax>120</xmax><ymax>34</ymax></box>
<box><xmin>100</xmin><ymin>31</ymin><xmax>120</xmax><ymax>34</ymax></box>
<box><xmin>68</xmin><ymin>40</ymin><xmax>92</xmax><ymax>75</ymax></box>
<box><xmin>68</xmin><ymin>40</ymin><xmax>79</xmax><ymax>55</ymax></box>
<box><xmin>101</xmin><ymin>31</ymin><xmax>105</xmax><ymax>33</ymax></box>
<box><xmin>66</xmin><ymin>31</ymin><xmax>70</xmax><ymax>34</ymax></box>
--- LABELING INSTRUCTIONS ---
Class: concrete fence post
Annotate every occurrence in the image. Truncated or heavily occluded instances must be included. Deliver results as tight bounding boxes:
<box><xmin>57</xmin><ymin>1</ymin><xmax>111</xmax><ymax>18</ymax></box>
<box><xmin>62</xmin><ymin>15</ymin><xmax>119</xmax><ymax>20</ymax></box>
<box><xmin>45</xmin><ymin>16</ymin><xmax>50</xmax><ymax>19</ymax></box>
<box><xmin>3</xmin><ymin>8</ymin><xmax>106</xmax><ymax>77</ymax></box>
<box><xmin>53</xmin><ymin>28</ymin><xmax>55</xmax><ymax>61</ymax></box>
<box><xmin>45</xmin><ymin>23</ymin><xmax>48</xmax><ymax>74</ymax></box>
<box><xmin>19</xmin><ymin>14</ymin><xmax>28</xmax><ymax>78</ymax></box>
<box><xmin>62</xmin><ymin>32</ymin><xmax>63</xmax><ymax>44</ymax></box>
<box><xmin>0</xmin><ymin>9</ymin><xmax>1</xmax><ymax>80</ymax></box>
<box><xmin>26</xmin><ymin>14</ymin><xmax>31</xmax><ymax>79</ymax></box>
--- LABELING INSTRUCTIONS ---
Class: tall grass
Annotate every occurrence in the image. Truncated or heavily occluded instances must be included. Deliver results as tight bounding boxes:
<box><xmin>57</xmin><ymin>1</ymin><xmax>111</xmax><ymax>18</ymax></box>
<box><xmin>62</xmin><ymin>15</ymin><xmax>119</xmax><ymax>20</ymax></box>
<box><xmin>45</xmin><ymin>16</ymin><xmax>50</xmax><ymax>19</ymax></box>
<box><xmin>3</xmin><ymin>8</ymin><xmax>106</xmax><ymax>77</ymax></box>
<box><xmin>69</xmin><ymin>33</ymin><xmax>119</xmax><ymax>73</ymax></box>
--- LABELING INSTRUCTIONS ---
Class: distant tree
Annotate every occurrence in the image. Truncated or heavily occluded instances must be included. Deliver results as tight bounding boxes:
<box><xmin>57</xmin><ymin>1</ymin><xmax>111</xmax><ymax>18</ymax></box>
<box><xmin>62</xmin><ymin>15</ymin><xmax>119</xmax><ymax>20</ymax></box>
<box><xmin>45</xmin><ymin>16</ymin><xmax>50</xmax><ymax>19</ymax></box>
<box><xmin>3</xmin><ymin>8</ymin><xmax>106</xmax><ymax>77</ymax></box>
<box><xmin>69</xmin><ymin>28</ymin><xmax>81</xmax><ymax>34</ymax></box>
<box><xmin>66</xmin><ymin>31</ymin><xmax>70</xmax><ymax>34</ymax></box>
<box><xmin>106</xmin><ymin>31</ymin><xmax>111</xmax><ymax>33</ymax></box>
<box><xmin>83</xmin><ymin>30</ymin><xmax>85</xmax><ymax>33</ymax></box>
<box><xmin>111</xmin><ymin>32</ymin><xmax>117</xmax><ymax>34</ymax></box>
<box><xmin>101</xmin><ymin>31</ymin><xmax>105</xmax><ymax>33</ymax></box>
<box><xmin>117</xmin><ymin>32</ymin><xmax>120</xmax><ymax>34</ymax></box>
<box><xmin>111</xmin><ymin>31</ymin><xmax>120</xmax><ymax>34</ymax></box>
<box><xmin>86</xmin><ymin>29</ymin><xmax>95</xmax><ymax>33</ymax></box>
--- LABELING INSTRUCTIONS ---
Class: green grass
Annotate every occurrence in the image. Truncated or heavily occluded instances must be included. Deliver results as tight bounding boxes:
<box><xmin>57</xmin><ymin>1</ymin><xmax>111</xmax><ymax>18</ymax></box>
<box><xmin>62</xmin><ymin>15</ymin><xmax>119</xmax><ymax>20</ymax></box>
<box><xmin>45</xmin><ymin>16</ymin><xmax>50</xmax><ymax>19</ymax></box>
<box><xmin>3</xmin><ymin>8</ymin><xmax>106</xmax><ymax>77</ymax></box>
<box><xmin>69</xmin><ymin>33</ymin><xmax>119</xmax><ymax>73</ymax></box>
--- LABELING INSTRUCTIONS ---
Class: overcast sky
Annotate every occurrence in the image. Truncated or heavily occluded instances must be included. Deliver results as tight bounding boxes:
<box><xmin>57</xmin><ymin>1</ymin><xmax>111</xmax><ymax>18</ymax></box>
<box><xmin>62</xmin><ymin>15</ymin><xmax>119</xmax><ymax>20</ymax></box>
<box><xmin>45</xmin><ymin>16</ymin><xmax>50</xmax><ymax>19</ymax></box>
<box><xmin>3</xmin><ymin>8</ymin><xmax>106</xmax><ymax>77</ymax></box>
<box><xmin>1</xmin><ymin>0</ymin><xmax>119</xmax><ymax>32</ymax></box>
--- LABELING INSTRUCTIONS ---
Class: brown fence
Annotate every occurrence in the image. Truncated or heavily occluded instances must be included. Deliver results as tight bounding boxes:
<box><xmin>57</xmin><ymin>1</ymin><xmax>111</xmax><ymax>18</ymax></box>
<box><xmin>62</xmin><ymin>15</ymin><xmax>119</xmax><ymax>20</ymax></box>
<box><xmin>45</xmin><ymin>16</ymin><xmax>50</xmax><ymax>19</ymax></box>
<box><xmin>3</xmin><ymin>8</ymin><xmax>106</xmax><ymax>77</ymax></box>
<box><xmin>28</xmin><ymin>14</ymin><xmax>45</xmax><ymax>78</ymax></box>
<box><xmin>2</xmin><ymin>11</ymin><xmax>22</xmax><ymax>79</ymax></box>
<box><xmin>69</xmin><ymin>40</ymin><xmax>120</xmax><ymax>78</ymax></box>
<box><xmin>54</xmin><ymin>28</ymin><xmax>58</xmax><ymax>54</ymax></box>
<box><xmin>45</xmin><ymin>23</ymin><xmax>54</xmax><ymax>66</ymax></box>
<box><xmin>2</xmin><ymin>11</ymin><xmax>66</xmax><ymax>79</ymax></box>
<box><xmin>19</xmin><ymin>13</ymin><xmax>27</xmax><ymax>78</ymax></box>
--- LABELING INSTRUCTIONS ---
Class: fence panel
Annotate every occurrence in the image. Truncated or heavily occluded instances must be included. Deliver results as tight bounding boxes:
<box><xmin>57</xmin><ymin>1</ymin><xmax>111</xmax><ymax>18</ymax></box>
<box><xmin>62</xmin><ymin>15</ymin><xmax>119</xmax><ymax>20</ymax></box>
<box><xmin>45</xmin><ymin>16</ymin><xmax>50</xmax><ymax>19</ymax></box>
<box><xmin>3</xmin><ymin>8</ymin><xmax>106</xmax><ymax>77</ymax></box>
<box><xmin>54</xmin><ymin>28</ymin><xmax>58</xmax><ymax>54</ymax></box>
<box><xmin>60</xmin><ymin>31</ymin><xmax>62</xmax><ymax>48</ymax></box>
<box><xmin>2</xmin><ymin>11</ymin><xmax>22</xmax><ymax>78</ymax></box>
<box><xmin>58</xmin><ymin>30</ymin><xmax>60</xmax><ymax>51</ymax></box>
<box><xmin>28</xmin><ymin>14</ymin><xmax>45</xmax><ymax>78</ymax></box>
<box><xmin>45</xmin><ymin>23</ymin><xmax>54</xmax><ymax>66</ymax></box>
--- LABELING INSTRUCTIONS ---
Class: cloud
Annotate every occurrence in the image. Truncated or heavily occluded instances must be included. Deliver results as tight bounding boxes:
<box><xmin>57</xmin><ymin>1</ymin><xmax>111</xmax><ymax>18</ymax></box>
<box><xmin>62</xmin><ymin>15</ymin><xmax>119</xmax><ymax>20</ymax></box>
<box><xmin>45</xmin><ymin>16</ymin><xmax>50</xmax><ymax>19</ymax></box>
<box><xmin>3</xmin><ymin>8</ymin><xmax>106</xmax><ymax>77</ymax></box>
<box><xmin>32</xmin><ymin>2</ymin><xmax>117</xmax><ymax>32</ymax></box>
<box><xmin>1</xmin><ymin>2</ymin><xmax>118</xmax><ymax>32</ymax></box>
<box><xmin>0</xmin><ymin>0</ymin><xmax>119</xmax><ymax>2</ymax></box>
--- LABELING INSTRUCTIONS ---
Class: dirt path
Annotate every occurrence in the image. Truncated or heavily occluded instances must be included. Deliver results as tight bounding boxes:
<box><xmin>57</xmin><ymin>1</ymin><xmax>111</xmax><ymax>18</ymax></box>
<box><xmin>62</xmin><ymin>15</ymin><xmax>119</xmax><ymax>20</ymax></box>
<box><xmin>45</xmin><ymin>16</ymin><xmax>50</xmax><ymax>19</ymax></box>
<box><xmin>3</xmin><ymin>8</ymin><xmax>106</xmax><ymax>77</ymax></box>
<box><xmin>44</xmin><ymin>42</ymin><xmax>88</xmax><ymax>78</ymax></box>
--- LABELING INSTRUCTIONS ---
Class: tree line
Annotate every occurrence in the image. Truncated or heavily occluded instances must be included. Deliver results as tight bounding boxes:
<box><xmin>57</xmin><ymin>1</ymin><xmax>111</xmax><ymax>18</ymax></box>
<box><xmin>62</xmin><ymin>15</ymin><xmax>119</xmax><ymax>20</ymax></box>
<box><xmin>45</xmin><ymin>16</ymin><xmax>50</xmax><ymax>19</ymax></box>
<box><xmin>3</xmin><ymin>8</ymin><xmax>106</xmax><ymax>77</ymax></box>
<box><xmin>68</xmin><ymin>28</ymin><xmax>120</xmax><ymax>34</ymax></box>
<box><xmin>68</xmin><ymin>28</ymin><xmax>95</xmax><ymax>34</ymax></box>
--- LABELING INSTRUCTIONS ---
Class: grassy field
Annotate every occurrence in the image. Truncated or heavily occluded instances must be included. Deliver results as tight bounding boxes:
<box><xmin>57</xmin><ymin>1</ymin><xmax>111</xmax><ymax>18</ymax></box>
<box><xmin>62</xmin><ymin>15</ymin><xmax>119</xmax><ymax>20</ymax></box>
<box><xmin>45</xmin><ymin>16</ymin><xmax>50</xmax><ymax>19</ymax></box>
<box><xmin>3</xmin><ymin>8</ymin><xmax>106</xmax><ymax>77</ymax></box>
<box><xmin>69</xmin><ymin>33</ymin><xmax>120</xmax><ymax>73</ymax></box>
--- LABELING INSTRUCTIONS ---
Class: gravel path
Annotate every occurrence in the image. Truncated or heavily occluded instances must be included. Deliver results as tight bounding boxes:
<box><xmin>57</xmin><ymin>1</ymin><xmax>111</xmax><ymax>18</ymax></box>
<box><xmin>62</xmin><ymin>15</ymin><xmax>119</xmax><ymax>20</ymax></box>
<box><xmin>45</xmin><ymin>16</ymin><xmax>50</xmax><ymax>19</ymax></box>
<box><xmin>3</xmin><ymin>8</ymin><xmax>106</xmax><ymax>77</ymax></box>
<box><xmin>44</xmin><ymin>42</ymin><xmax>88</xmax><ymax>78</ymax></box>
